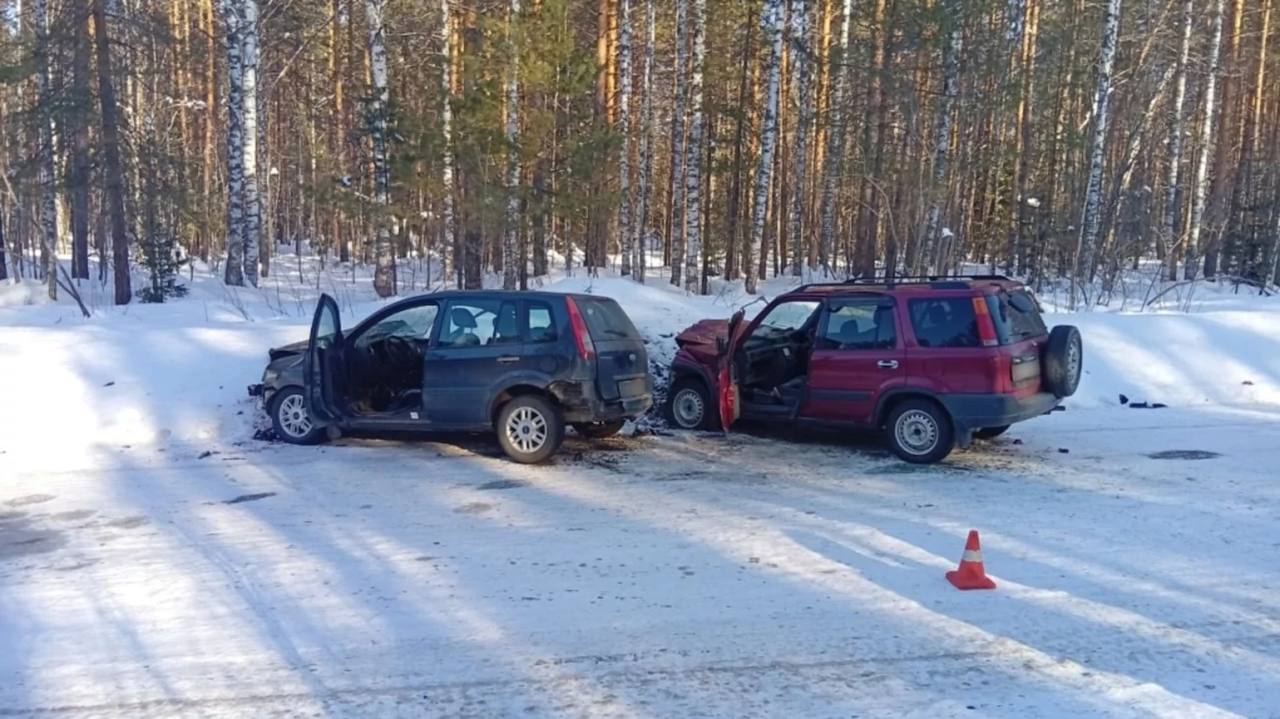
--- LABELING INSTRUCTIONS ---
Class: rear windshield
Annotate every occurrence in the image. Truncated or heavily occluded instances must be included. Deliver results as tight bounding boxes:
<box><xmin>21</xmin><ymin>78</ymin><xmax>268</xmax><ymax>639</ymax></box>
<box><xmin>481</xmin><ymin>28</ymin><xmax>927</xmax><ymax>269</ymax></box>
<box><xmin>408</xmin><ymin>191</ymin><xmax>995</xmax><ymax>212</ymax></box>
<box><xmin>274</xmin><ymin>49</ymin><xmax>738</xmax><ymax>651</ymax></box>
<box><xmin>988</xmin><ymin>290</ymin><xmax>1047</xmax><ymax>344</ymax></box>
<box><xmin>575</xmin><ymin>297</ymin><xmax>642</xmax><ymax>340</ymax></box>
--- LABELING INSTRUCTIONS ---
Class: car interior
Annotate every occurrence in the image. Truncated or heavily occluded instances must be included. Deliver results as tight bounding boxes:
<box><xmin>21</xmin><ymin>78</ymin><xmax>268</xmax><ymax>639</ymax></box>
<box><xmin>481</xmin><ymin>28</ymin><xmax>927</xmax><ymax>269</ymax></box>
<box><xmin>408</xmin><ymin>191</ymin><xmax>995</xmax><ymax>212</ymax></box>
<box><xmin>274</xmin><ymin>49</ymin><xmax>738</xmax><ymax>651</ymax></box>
<box><xmin>345</xmin><ymin>303</ymin><xmax>439</xmax><ymax>416</ymax></box>
<box><xmin>736</xmin><ymin>300</ymin><xmax>821</xmax><ymax>410</ymax></box>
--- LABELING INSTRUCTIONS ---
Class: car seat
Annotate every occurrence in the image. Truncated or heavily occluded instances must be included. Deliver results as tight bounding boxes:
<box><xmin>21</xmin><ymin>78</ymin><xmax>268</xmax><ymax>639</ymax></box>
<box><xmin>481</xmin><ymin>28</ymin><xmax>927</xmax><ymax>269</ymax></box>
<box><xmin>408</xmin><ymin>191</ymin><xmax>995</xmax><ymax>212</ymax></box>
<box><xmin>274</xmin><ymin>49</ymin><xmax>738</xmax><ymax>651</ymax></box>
<box><xmin>444</xmin><ymin>307</ymin><xmax>480</xmax><ymax>346</ymax></box>
<box><xmin>490</xmin><ymin>303</ymin><xmax>520</xmax><ymax>345</ymax></box>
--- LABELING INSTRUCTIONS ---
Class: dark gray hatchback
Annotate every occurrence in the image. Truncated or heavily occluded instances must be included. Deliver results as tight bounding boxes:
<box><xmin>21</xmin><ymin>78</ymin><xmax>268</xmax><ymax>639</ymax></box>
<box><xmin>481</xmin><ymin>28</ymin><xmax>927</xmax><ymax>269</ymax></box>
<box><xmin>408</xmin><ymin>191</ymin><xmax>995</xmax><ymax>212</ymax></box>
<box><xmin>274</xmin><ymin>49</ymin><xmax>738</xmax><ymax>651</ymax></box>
<box><xmin>250</xmin><ymin>291</ymin><xmax>652</xmax><ymax>463</ymax></box>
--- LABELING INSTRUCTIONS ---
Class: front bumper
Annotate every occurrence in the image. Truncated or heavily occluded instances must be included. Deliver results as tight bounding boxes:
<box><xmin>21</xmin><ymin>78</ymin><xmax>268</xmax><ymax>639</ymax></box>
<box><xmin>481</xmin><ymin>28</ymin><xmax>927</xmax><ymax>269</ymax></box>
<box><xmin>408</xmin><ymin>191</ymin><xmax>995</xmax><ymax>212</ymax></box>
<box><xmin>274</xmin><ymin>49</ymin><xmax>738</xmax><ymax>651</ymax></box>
<box><xmin>247</xmin><ymin>383</ymin><xmax>265</xmax><ymax>398</ymax></box>
<box><xmin>940</xmin><ymin>391</ymin><xmax>1061</xmax><ymax>431</ymax></box>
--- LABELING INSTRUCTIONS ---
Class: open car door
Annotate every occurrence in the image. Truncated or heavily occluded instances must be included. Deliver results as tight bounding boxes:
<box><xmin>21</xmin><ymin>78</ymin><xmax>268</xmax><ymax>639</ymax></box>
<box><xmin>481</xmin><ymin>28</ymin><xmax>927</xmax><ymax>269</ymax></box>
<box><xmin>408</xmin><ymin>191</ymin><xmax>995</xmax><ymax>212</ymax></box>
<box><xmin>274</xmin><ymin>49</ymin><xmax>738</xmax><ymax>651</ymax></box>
<box><xmin>716</xmin><ymin>310</ymin><xmax>749</xmax><ymax>431</ymax></box>
<box><xmin>303</xmin><ymin>293</ymin><xmax>344</xmax><ymax>423</ymax></box>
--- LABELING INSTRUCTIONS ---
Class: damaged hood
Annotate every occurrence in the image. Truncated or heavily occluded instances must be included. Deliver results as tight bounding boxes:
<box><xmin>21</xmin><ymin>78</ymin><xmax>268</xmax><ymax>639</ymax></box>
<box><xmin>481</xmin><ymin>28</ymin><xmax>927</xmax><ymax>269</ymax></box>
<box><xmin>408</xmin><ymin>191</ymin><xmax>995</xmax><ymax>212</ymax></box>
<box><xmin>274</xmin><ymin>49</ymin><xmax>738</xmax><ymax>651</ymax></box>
<box><xmin>675</xmin><ymin>318</ymin><xmax>730</xmax><ymax>362</ymax></box>
<box><xmin>268</xmin><ymin>339</ymin><xmax>310</xmax><ymax>361</ymax></box>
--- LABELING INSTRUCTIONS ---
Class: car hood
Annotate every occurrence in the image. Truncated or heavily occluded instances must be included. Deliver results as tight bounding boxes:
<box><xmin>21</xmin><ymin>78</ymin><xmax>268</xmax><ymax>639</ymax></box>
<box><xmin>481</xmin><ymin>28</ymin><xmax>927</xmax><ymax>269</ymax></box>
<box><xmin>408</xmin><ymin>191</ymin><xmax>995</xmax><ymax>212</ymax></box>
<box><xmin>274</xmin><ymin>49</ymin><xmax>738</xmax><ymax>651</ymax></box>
<box><xmin>268</xmin><ymin>339</ymin><xmax>310</xmax><ymax>361</ymax></box>
<box><xmin>675</xmin><ymin>318</ymin><xmax>730</xmax><ymax>364</ymax></box>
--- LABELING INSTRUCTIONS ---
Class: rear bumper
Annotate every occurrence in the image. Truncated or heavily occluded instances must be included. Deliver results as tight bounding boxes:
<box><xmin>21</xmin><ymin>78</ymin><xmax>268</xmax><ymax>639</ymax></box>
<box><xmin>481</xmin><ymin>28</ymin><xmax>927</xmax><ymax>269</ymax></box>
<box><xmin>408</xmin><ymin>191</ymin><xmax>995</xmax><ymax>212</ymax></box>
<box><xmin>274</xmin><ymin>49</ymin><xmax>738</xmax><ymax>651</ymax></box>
<box><xmin>562</xmin><ymin>394</ymin><xmax>653</xmax><ymax>423</ymax></box>
<box><xmin>940</xmin><ymin>391</ymin><xmax>1061</xmax><ymax>431</ymax></box>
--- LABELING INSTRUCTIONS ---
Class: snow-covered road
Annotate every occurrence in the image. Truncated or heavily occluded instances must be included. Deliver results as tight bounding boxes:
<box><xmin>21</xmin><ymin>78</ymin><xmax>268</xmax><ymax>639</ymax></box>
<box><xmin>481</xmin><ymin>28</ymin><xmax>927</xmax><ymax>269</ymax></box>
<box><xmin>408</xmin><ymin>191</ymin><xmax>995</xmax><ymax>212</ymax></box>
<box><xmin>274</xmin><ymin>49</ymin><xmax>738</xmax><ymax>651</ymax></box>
<box><xmin>4</xmin><ymin>407</ymin><xmax>1280</xmax><ymax>718</ymax></box>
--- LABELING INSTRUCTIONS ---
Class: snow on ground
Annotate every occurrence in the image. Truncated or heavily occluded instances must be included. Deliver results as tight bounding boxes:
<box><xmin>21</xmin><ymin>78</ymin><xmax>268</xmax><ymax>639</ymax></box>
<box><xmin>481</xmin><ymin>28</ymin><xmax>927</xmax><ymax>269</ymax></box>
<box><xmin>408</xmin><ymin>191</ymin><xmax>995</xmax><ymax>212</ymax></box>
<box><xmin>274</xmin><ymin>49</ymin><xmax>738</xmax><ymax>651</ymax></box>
<box><xmin>3</xmin><ymin>256</ymin><xmax>1280</xmax><ymax>717</ymax></box>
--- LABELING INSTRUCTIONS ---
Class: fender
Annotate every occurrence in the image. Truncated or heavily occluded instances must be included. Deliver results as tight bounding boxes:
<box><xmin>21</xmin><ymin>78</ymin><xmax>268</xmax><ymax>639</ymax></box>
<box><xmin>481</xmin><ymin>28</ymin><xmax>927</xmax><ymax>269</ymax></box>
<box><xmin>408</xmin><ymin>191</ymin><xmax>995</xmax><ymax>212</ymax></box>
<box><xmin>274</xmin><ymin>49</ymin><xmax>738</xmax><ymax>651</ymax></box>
<box><xmin>874</xmin><ymin>386</ymin><xmax>974</xmax><ymax>448</ymax></box>
<box><xmin>485</xmin><ymin>370</ymin><xmax>556</xmax><ymax>422</ymax></box>
<box><xmin>671</xmin><ymin>350</ymin><xmax>718</xmax><ymax>395</ymax></box>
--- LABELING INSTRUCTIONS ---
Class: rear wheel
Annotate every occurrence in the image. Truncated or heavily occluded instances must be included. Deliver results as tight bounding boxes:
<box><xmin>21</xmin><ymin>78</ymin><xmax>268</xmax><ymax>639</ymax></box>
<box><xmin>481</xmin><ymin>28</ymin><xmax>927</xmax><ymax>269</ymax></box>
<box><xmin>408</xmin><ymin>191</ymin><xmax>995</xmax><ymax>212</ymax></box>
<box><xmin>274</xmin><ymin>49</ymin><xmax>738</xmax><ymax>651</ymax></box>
<box><xmin>973</xmin><ymin>425</ymin><xmax>1011</xmax><ymax>440</ymax></box>
<box><xmin>886</xmin><ymin>399</ymin><xmax>954</xmax><ymax>464</ymax></box>
<box><xmin>666</xmin><ymin>378</ymin><xmax>717</xmax><ymax>430</ymax></box>
<box><xmin>268</xmin><ymin>387</ymin><xmax>326</xmax><ymax>445</ymax></box>
<box><xmin>573</xmin><ymin>420</ymin><xmax>625</xmax><ymax>439</ymax></box>
<box><xmin>1042</xmin><ymin>325</ymin><xmax>1083</xmax><ymax>398</ymax></box>
<box><xmin>497</xmin><ymin>395</ymin><xmax>565</xmax><ymax>464</ymax></box>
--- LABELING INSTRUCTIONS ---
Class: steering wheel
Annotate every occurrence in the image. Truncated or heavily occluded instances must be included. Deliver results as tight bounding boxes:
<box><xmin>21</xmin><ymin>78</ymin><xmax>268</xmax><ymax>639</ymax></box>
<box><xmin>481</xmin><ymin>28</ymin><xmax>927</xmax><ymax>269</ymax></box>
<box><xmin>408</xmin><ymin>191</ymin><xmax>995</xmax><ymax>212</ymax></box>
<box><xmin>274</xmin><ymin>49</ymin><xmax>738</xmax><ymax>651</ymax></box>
<box><xmin>381</xmin><ymin>336</ymin><xmax>419</xmax><ymax>367</ymax></box>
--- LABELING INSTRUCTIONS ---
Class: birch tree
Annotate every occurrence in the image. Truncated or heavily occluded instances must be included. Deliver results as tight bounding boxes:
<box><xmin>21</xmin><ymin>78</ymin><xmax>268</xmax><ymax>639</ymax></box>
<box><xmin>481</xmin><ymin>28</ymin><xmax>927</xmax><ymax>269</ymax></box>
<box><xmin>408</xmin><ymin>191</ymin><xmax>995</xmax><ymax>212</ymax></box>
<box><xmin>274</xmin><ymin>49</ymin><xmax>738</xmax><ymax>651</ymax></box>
<box><xmin>817</xmin><ymin>0</ymin><xmax>852</xmax><ymax>272</ymax></box>
<box><xmin>1186</xmin><ymin>0</ymin><xmax>1225</xmax><ymax>280</ymax></box>
<box><xmin>1072</xmin><ymin>0</ymin><xmax>1121</xmax><ymax>297</ymax></box>
<box><xmin>221</xmin><ymin>0</ymin><xmax>247</xmax><ymax>286</ymax></box>
<box><xmin>440</xmin><ymin>0</ymin><xmax>457</xmax><ymax>284</ymax></box>
<box><xmin>366</xmin><ymin>0</ymin><xmax>396</xmax><ymax>297</ymax></box>
<box><xmin>1162</xmin><ymin>0</ymin><xmax>1194</xmax><ymax>280</ymax></box>
<box><xmin>33</xmin><ymin>0</ymin><xmax>57</xmax><ymax>299</ymax></box>
<box><xmin>632</xmin><ymin>0</ymin><xmax>656</xmax><ymax>282</ymax></box>
<box><xmin>668</xmin><ymin>0</ymin><xmax>689</xmax><ymax>286</ymax></box>
<box><xmin>921</xmin><ymin>4</ymin><xmax>961</xmax><ymax>275</ymax></box>
<box><xmin>683</xmin><ymin>0</ymin><xmax>706</xmax><ymax>292</ymax></box>
<box><xmin>745</xmin><ymin>0</ymin><xmax>785</xmax><ymax>294</ymax></box>
<box><xmin>787</xmin><ymin>0</ymin><xmax>814</xmax><ymax>277</ymax></box>
<box><xmin>617</xmin><ymin>0</ymin><xmax>633</xmax><ymax>277</ymax></box>
<box><xmin>241</xmin><ymin>0</ymin><xmax>261</xmax><ymax>287</ymax></box>
<box><xmin>503</xmin><ymin>0</ymin><xmax>521</xmax><ymax>289</ymax></box>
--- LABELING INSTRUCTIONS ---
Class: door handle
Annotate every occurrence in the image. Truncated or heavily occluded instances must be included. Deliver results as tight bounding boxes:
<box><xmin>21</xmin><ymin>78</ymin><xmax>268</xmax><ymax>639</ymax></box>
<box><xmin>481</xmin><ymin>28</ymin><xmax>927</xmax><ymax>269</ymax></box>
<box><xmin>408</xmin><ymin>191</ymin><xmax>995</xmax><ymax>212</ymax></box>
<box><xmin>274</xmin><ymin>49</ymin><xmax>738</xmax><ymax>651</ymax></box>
<box><xmin>496</xmin><ymin>356</ymin><xmax>521</xmax><ymax>364</ymax></box>
<box><xmin>877</xmin><ymin>359</ymin><xmax>899</xmax><ymax>369</ymax></box>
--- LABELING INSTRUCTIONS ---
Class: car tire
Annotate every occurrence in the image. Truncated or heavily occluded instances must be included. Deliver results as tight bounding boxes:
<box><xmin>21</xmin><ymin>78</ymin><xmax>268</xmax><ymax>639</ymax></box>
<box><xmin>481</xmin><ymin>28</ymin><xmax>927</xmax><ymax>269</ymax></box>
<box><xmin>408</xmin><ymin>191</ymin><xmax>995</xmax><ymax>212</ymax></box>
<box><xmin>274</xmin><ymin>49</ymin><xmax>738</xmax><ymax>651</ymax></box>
<box><xmin>268</xmin><ymin>386</ymin><xmax>326</xmax><ymax>445</ymax></box>
<box><xmin>572</xmin><ymin>420</ymin><xmax>626</xmax><ymax>439</ymax></box>
<box><xmin>496</xmin><ymin>395</ymin><xmax>565</xmax><ymax>464</ymax></box>
<box><xmin>886</xmin><ymin>398</ymin><xmax>954</xmax><ymax>464</ymax></box>
<box><xmin>1042</xmin><ymin>325</ymin><xmax>1083</xmax><ymax>398</ymax></box>
<box><xmin>666</xmin><ymin>378</ymin><xmax>718</xmax><ymax>431</ymax></box>
<box><xmin>973</xmin><ymin>425</ymin><xmax>1011</xmax><ymax>440</ymax></box>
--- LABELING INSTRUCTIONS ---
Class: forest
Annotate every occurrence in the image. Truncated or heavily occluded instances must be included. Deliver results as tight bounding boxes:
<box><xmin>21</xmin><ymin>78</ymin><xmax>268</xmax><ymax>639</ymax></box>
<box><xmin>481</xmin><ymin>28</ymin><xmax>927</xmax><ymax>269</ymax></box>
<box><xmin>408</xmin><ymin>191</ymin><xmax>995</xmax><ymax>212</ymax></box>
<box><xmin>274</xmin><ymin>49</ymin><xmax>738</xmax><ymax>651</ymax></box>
<box><xmin>0</xmin><ymin>0</ymin><xmax>1276</xmax><ymax>306</ymax></box>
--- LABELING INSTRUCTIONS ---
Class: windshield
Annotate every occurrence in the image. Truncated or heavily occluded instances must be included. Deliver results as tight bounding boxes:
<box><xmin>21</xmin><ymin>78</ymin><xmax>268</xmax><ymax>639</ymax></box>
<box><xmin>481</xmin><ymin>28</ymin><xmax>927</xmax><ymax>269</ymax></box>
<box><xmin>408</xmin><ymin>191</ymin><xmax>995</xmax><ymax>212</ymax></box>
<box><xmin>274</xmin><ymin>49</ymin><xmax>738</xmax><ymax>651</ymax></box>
<box><xmin>751</xmin><ymin>300</ymin><xmax>820</xmax><ymax>340</ymax></box>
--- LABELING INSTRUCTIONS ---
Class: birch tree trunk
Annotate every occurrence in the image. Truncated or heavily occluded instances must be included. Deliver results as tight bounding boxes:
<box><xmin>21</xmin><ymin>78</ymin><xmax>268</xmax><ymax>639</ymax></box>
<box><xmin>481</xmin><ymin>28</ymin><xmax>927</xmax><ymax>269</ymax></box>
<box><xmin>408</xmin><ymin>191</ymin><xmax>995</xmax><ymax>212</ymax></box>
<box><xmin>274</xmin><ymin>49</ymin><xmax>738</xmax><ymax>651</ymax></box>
<box><xmin>221</xmin><ymin>0</ymin><xmax>246</xmax><ymax>286</ymax></box>
<box><xmin>787</xmin><ymin>0</ymin><xmax>814</xmax><ymax>277</ymax></box>
<box><xmin>503</xmin><ymin>0</ymin><xmax>520</xmax><ymax>289</ymax></box>
<box><xmin>1071</xmin><ymin>0</ymin><xmax>1121</xmax><ymax>298</ymax></box>
<box><xmin>921</xmin><ymin>5</ymin><xmax>961</xmax><ymax>275</ymax></box>
<box><xmin>241</xmin><ymin>0</ymin><xmax>261</xmax><ymax>287</ymax></box>
<box><xmin>1186</xmin><ymin>0</ymin><xmax>1225</xmax><ymax>280</ymax></box>
<box><xmin>439</xmin><ymin>0</ymin><xmax>457</xmax><ymax>285</ymax></box>
<box><xmin>617</xmin><ymin>0</ymin><xmax>633</xmax><ymax>276</ymax></box>
<box><xmin>817</xmin><ymin>0</ymin><xmax>851</xmax><ymax>273</ymax></box>
<box><xmin>633</xmin><ymin>0</ymin><xmax>655</xmax><ymax>283</ymax></box>
<box><xmin>682</xmin><ymin>0</ymin><xmax>706</xmax><ymax>292</ymax></box>
<box><xmin>1162</xmin><ymin>0</ymin><xmax>1194</xmax><ymax>281</ymax></box>
<box><xmin>34</xmin><ymin>0</ymin><xmax>57</xmax><ymax>299</ymax></box>
<box><xmin>745</xmin><ymin>0</ymin><xmax>785</xmax><ymax>294</ymax></box>
<box><xmin>668</xmin><ymin>0</ymin><xmax>690</xmax><ymax>286</ymax></box>
<box><xmin>366</xmin><ymin>0</ymin><xmax>396</xmax><ymax>297</ymax></box>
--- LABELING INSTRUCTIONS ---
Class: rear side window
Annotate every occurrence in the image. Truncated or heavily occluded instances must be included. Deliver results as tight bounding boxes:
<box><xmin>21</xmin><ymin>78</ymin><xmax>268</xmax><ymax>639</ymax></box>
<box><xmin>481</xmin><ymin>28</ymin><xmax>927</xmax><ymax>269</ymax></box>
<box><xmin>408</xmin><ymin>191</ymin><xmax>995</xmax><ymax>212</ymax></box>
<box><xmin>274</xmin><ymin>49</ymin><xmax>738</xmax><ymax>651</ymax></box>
<box><xmin>527</xmin><ymin>302</ymin><xmax>558</xmax><ymax>343</ymax></box>
<box><xmin>988</xmin><ymin>290</ymin><xmax>1047</xmax><ymax>344</ymax></box>
<box><xmin>575</xmin><ymin>297</ymin><xmax>641</xmax><ymax>340</ymax></box>
<box><xmin>820</xmin><ymin>301</ymin><xmax>897</xmax><ymax>350</ymax></box>
<box><xmin>909</xmin><ymin>298</ymin><xmax>980</xmax><ymax>348</ymax></box>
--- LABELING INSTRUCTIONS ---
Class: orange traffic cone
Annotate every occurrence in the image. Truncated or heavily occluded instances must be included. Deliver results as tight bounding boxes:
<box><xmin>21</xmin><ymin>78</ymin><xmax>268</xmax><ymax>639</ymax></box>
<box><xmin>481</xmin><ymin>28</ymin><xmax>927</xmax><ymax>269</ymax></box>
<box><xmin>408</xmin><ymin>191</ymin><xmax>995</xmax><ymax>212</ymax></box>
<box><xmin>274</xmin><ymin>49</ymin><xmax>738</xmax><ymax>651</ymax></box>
<box><xmin>946</xmin><ymin>530</ymin><xmax>996</xmax><ymax>590</ymax></box>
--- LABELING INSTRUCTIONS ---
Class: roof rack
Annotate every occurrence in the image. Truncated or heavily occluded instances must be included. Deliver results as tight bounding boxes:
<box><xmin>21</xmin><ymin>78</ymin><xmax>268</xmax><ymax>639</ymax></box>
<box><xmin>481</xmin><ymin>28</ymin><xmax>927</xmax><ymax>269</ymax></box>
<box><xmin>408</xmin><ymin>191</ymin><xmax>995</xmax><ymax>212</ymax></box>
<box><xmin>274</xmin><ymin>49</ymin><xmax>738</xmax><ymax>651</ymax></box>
<box><xmin>793</xmin><ymin>274</ymin><xmax>1012</xmax><ymax>293</ymax></box>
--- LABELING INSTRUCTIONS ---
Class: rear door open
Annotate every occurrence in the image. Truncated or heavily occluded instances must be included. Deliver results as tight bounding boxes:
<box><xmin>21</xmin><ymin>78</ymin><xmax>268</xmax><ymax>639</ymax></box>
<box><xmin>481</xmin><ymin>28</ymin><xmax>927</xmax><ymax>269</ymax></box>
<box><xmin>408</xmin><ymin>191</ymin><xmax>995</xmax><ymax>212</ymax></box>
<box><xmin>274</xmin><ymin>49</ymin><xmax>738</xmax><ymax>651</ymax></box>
<box><xmin>304</xmin><ymin>294</ymin><xmax>344</xmax><ymax>422</ymax></box>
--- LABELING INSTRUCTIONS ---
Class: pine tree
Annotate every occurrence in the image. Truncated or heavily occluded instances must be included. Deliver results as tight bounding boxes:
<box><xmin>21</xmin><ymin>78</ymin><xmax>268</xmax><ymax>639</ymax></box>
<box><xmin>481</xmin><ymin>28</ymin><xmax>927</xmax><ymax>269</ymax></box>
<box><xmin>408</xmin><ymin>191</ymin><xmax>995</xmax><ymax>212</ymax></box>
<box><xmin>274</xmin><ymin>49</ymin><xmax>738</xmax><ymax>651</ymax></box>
<box><xmin>618</xmin><ymin>0</ymin><xmax>634</xmax><ymax>277</ymax></box>
<box><xmin>786</xmin><ymin>0</ymin><xmax>814</xmax><ymax>277</ymax></box>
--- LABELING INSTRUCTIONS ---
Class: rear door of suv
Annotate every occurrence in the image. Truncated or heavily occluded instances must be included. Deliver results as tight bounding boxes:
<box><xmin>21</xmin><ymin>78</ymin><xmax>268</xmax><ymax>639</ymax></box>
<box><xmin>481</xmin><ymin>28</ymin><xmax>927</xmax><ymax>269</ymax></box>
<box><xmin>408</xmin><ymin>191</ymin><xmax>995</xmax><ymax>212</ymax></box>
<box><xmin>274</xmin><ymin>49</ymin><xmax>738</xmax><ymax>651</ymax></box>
<box><xmin>570</xmin><ymin>296</ymin><xmax>649</xmax><ymax>407</ymax></box>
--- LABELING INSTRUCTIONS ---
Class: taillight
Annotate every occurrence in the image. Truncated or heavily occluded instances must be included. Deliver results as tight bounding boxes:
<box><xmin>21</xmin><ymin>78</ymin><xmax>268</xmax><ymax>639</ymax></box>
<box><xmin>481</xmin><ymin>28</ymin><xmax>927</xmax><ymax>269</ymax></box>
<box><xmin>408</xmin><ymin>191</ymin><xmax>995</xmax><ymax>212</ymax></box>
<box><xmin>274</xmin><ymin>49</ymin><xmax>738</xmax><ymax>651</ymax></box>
<box><xmin>972</xmin><ymin>296</ymin><xmax>999</xmax><ymax>347</ymax></box>
<box><xmin>564</xmin><ymin>297</ymin><xmax>596</xmax><ymax>361</ymax></box>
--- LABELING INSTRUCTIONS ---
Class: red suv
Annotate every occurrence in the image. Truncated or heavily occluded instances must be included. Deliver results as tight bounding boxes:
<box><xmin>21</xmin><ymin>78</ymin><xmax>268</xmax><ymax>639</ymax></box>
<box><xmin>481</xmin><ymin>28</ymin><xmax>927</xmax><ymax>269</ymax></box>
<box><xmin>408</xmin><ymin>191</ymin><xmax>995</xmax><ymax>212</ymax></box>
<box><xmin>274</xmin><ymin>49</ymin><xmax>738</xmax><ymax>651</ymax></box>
<box><xmin>666</xmin><ymin>276</ymin><xmax>1082</xmax><ymax>463</ymax></box>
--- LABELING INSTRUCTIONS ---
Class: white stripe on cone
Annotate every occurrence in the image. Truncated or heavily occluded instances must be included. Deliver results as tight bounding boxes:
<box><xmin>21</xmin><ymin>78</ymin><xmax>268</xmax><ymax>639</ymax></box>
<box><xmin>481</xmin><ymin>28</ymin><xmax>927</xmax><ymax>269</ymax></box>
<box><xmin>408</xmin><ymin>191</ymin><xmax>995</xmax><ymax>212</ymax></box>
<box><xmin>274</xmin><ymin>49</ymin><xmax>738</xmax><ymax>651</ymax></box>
<box><xmin>961</xmin><ymin>549</ymin><xmax>983</xmax><ymax>562</ymax></box>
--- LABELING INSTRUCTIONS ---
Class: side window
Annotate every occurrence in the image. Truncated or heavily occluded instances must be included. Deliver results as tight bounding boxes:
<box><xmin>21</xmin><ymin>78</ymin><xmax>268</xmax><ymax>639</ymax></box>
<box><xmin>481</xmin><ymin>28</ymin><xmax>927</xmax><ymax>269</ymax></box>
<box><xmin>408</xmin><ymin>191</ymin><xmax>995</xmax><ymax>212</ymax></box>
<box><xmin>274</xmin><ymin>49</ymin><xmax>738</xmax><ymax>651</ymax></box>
<box><xmin>749</xmin><ymin>300</ymin><xmax>820</xmax><ymax>340</ymax></box>
<box><xmin>354</xmin><ymin>303</ymin><xmax>438</xmax><ymax>349</ymax></box>
<box><xmin>527</xmin><ymin>301</ymin><xmax>557</xmax><ymax>343</ymax></box>
<box><xmin>909</xmin><ymin>298</ymin><xmax>980</xmax><ymax>348</ymax></box>
<box><xmin>439</xmin><ymin>298</ymin><xmax>521</xmax><ymax>348</ymax></box>
<box><xmin>820</xmin><ymin>302</ymin><xmax>896</xmax><ymax>350</ymax></box>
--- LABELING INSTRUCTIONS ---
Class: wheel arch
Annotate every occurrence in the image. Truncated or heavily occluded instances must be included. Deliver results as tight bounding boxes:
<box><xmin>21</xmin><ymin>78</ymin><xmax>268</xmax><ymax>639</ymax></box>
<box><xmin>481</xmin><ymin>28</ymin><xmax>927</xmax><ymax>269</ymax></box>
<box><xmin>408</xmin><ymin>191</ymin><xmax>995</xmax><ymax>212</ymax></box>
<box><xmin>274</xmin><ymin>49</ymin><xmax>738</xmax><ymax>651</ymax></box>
<box><xmin>489</xmin><ymin>382</ymin><xmax>555</xmax><ymax>426</ymax></box>
<box><xmin>875</xmin><ymin>388</ymin><xmax>952</xmax><ymax>429</ymax></box>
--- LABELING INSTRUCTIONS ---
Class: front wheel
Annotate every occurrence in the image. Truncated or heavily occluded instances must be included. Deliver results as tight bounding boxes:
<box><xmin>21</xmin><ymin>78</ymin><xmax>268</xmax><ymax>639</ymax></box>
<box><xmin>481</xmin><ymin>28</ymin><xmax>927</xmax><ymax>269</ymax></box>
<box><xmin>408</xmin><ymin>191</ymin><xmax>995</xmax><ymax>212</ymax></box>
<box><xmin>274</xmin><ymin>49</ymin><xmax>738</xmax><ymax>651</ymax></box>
<box><xmin>573</xmin><ymin>420</ymin><xmax>625</xmax><ymax>439</ymax></box>
<box><xmin>885</xmin><ymin>399</ymin><xmax>954</xmax><ymax>464</ymax></box>
<box><xmin>497</xmin><ymin>395</ymin><xmax>565</xmax><ymax>464</ymax></box>
<box><xmin>268</xmin><ymin>387</ymin><xmax>326</xmax><ymax>445</ymax></box>
<box><xmin>666</xmin><ymin>378</ymin><xmax>718</xmax><ymax>430</ymax></box>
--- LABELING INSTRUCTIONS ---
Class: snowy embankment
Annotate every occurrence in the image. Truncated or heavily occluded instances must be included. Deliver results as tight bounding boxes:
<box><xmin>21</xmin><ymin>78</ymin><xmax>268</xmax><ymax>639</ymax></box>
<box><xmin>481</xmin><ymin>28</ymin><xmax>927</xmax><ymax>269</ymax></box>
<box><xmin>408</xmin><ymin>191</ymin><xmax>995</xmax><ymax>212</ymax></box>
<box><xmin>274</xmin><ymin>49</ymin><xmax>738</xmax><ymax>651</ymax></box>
<box><xmin>2</xmin><ymin>257</ymin><xmax>1278</xmax><ymax>472</ymax></box>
